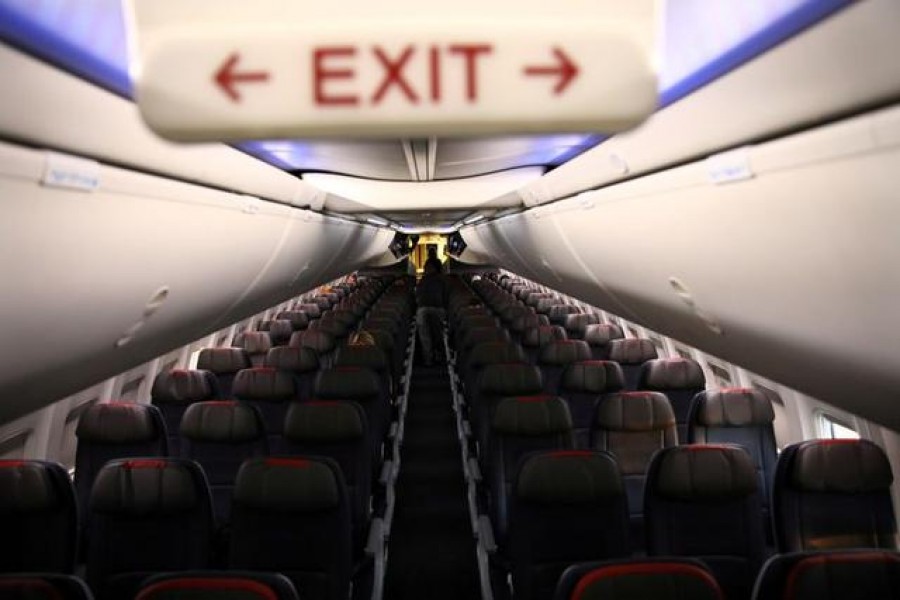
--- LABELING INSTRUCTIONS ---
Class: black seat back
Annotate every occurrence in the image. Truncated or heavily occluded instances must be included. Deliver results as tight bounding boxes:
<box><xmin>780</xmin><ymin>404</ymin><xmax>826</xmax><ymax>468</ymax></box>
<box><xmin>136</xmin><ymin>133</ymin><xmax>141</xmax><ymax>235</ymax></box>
<box><xmin>537</xmin><ymin>339</ymin><xmax>592</xmax><ymax>395</ymax></box>
<box><xmin>233</xmin><ymin>332</ymin><xmax>273</xmax><ymax>368</ymax></box>
<box><xmin>232</xmin><ymin>368</ymin><xmax>296</xmax><ymax>445</ymax></box>
<box><xmin>605</xmin><ymin>337</ymin><xmax>655</xmax><ymax>387</ymax></box>
<box><xmin>0</xmin><ymin>460</ymin><xmax>78</xmax><ymax>574</ymax></box>
<box><xmin>196</xmin><ymin>348</ymin><xmax>252</xmax><ymax>397</ymax></box>
<box><xmin>554</xmin><ymin>558</ymin><xmax>723</xmax><ymax>600</ymax></box>
<box><xmin>773</xmin><ymin>439</ymin><xmax>897</xmax><ymax>553</ymax></box>
<box><xmin>583</xmin><ymin>323</ymin><xmax>625</xmax><ymax>360</ymax></box>
<box><xmin>638</xmin><ymin>357</ymin><xmax>705</xmax><ymax>440</ymax></box>
<box><xmin>0</xmin><ymin>574</ymin><xmax>93</xmax><ymax>600</ymax></box>
<box><xmin>151</xmin><ymin>369</ymin><xmax>220</xmax><ymax>454</ymax></box>
<box><xmin>557</xmin><ymin>361</ymin><xmax>624</xmax><ymax>447</ymax></box>
<box><xmin>135</xmin><ymin>571</ymin><xmax>299</xmax><ymax>600</ymax></box>
<box><xmin>265</xmin><ymin>346</ymin><xmax>320</xmax><ymax>402</ymax></box>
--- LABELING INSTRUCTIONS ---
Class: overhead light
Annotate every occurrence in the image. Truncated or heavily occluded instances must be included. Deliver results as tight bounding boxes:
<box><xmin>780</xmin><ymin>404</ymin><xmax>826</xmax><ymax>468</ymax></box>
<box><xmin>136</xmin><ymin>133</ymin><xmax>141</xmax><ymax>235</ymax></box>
<box><xmin>464</xmin><ymin>214</ymin><xmax>485</xmax><ymax>225</ymax></box>
<box><xmin>366</xmin><ymin>216</ymin><xmax>389</xmax><ymax>226</ymax></box>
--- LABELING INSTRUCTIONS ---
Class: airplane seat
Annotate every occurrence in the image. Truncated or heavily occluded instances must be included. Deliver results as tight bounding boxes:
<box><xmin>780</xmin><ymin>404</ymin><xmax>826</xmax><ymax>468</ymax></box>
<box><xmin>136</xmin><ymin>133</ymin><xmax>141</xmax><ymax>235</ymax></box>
<box><xmin>134</xmin><ymin>571</ymin><xmax>299</xmax><ymax>600</ymax></box>
<box><xmin>521</xmin><ymin>325</ymin><xmax>568</xmax><ymax>364</ymax></box>
<box><xmin>0</xmin><ymin>459</ymin><xmax>78</xmax><ymax>574</ymax></box>
<box><xmin>295</xmin><ymin>303</ymin><xmax>323</xmax><ymax>321</ymax></box>
<box><xmin>462</xmin><ymin>341</ymin><xmax>530</xmax><ymax>399</ymax></box>
<box><xmin>313</xmin><ymin>296</ymin><xmax>335</xmax><ymax>312</ymax></box>
<box><xmin>554</xmin><ymin>558</ymin><xmax>723</xmax><ymax>600</ymax></box>
<box><xmin>264</xmin><ymin>346</ymin><xmax>320</xmax><ymax>403</ymax></box>
<box><xmin>507</xmin><ymin>450</ymin><xmax>629</xmax><ymax>600</ymax></box>
<box><xmin>534</xmin><ymin>297</ymin><xmax>560</xmax><ymax>316</ymax></box>
<box><xmin>335</xmin><ymin>344</ymin><xmax>393</xmax><ymax>402</ymax></box>
<box><xmin>524</xmin><ymin>293</ymin><xmax>554</xmax><ymax>310</ymax></box>
<box><xmin>231</xmin><ymin>368</ymin><xmax>296</xmax><ymax>446</ymax></box>
<box><xmin>289</xmin><ymin>330</ymin><xmax>337</xmax><ymax>368</ymax></box>
<box><xmin>536</xmin><ymin>339</ymin><xmax>592</xmax><ymax>395</ymax></box>
<box><xmin>257</xmin><ymin>319</ymin><xmax>294</xmax><ymax>346</ymax></box>
<box><xmin>470</xmin><ymin>362</ymin><xmax>543</xmax><ymax>458</ymax></box>
<box><xmin>592</xmin><ymin>391</ymin><xmax>677</xmax><ymax>548</ymax></box>
<box><xmin>460</xmin><ymin>327</ymin><xmax>510</xmax><ymax>362</ymax></box>
<box><xmin>282</xmin><ymin>400</ymin><xmax>373</xmax><ymax>549</ymax></box>
<box><xmin>315</xmin><ymin>367</ymin><xmax>388</xmax><ymax>466</ymax></box>
<box><xmin>688</xmin><ymin>388</ymin><xmax>778</xmax><ymax>532</ymax></box>
<box><xmin>638</xmin><ymin>357</ymin><xmax>705</xmax><ymax>440</ymax></box>
<box><xmin>751</xmin><ymin>549</ymin><xmax>900</xmax><ymax>600</ymax></box>
<box><xmin>0</xmin><ymin>574</ymin><xmax>94</xmax><ymax>600</ymax></box>
<box><xmin>307</xmin><ymin>318</ymin><xmax>351</xmax><ymax>345</ymax></box>
<box><xmin>326</xmin><ymin>309</ymin><xmax>359</xmax><ymax>330</ymax></box>
<box><xmin>583</xmin><ymin>324</ymin><xmax>626</xmax><ymax>361</ymax></box>
<box><xmin>276</xmin><ymin>310</ymin><xmax>311</xmax><ymax>332</ymax></box>
<box><xmin>546</xmin><ymin>304</ymin><xmax>581</xmax><ymax>327</ymax></box>
<box><xmin>196</xmin><ymin>348</ymin><xmax>253</xmax><ymax>398</ymax></box>
<box><xmin>179</xmin><ymin>400</ymin><xmax>268</xmax><ymax>525</ymax></box>
<box><xmin>487</xmin><ymin>396</ymin><xmax>573</xmax><ymax>545</ymax></box>
<box><xmin>85</xmin><ymin>458</ymin><xmax>213</xmax><ymax>600</ymax></box>
<box><xmin>509</xmin><ymin>313</ymin><xmax>551</xmax><ymax>344</ymax></box>
<box><xmin>229</xmin><ymin>457</ymin><xmax>352</xmax><ymax>600</ymax></box>
<box><xmin>772</xmin><ymin>439</ymin><xmax>897</xmax><ymax>553</ymax></box>
<box><xmin>74</xmin><ymin>402</ymin><xmax>168</xmax><ymax>524</ymax></box>
<box><xmin>232</xmin><ymin>332</ymin><xmax>273</xmax><ymax>368</ymax></box>
<box><xmin>455</xmin><ymin>316</ymin><xmax>502</xmax><ymax>350</ymax></box>
<box><xmin>498</xmin><ymin>304</ymin><xmax>532</xmax><ymax>327</ymax></box>
<box><xmin>645</xmin><ymin>444</ymin><xmax>767</xmax><ymax>600</ymax></box>
<box><xmin>151</xmin><ymin>368</ymin><xmax>221</xmax><ymax>455</ymax></box>
<box><xmin>557</xmin><ymin>360</ymin><xmax>624</xmax><ymax>447</ymax></box>
<box><xmin>562</xmin><ymin>313</ymin><xmax>603</xmax><ymax>340</ymax></box>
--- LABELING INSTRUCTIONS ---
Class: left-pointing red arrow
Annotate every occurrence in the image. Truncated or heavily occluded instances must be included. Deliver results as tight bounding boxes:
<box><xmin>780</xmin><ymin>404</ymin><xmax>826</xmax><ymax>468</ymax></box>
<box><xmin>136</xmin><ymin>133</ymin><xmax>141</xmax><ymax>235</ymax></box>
<box><xmin>214</xmin><ymin>52</ymin><xmax>270</xmax><ymax>103</ymax></box>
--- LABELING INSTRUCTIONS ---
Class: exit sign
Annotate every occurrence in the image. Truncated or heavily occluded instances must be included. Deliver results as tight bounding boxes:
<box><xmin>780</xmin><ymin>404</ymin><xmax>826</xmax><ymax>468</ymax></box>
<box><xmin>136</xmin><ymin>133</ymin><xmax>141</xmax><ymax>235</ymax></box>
<box><xmin>131</xmin><ymin>2</ymin><xmax>658</xmax><ymax>141</ymax></box>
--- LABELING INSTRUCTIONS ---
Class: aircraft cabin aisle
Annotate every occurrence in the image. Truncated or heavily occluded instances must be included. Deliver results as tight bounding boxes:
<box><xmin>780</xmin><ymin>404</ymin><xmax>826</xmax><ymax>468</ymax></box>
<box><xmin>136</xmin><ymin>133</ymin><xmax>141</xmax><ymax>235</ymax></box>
<box><xmin>2</xmin><ymin>1</ymin><xmax>900</xmax><ymax>599</ymax></box>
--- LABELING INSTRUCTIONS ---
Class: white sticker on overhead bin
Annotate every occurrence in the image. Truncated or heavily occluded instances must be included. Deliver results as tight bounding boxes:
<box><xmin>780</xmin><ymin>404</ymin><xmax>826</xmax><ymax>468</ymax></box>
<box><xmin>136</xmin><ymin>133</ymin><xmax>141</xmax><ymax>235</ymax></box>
<box><xmin>706</xmin><ymin>148</ymin><xmax>755</xmax><ymax>185</ymax></box>
<box><xmin>131</xmin><ymin>1</ymin><xmax>658</xmax><ymax>140</ymax></box>
<box><xmin>41</xmin><ymin>152</ymin><xmax>100</xmax><ymax>191</ymax></box>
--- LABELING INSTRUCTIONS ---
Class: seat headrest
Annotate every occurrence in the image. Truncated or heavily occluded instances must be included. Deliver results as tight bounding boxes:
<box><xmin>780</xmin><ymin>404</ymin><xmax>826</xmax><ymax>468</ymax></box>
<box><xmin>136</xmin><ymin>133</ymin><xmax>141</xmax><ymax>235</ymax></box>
<box><xmin>477</xmin><ymin>363</ymin><xmax>543</xmax><ymax>395</ymax></box>
<box><xmin>547</xmin><ymin>304</ymin><xmax>581</xmax><ymax>325</ymax></box>
<box><xmin>781</xmin><ymin>551</ymin><xmax>900</xmax><ymax>600</ymax></box>
<box><xmin>583</xmin><ymin>323</ymin><xmax>625</xmax><ymax>346</ymax></box>
<box><xmin>90</xmin><ymin>459</ymin><xmax>201</xmax><ymax>516</ymax></box>
<box><xmin>232</xmin><ymin>331</ymin><xmax>273</xmax><ymax>355</ymax></box>
<box><xmin>151</xmin><ymin>369</ymin><xmax>217</xmax><ymax>404</ymax></box>
<box><xmin>275</xmin><ymin>310</ymin><xmax>310</xmax><ymax>331</ymax></box>
<box><xmin>260</xmin><ymin>319</ymin><xmax>294</xmax><ymax>341</ymax></box>
<box><xmin>284</xmin><ymin>401</ymin><xmax>365</xmax><ymax>442</ymax></box>
<box><xmin>463</xmin><ymin>327</ymin><xmax>509</xmax><ymax>349</ymax></box>
<box><xmin>606</xmin><ymin>338</ymin><xmax>656</xmax><ymax>363</ymax></box>
<box><xmin>467</xmin><ymin>342</ymin><xmax>528</xmax><ymax>369</ymax></box>
<box><xmin>265</xmin><ymin>346</ymin><xmax>319</xmax><ymax>373</ymax></box>
<box><xmin>289</xmin><ymin>330</ymin><xmax>336</xmax><ymax>354</ymax></box>
<box><xmin>75</xmin><ymin>402</ymin><xmax>162</xmax><ymax>443</ymax></box>
<box><xmin>693</xmin><ymin>388</ymin><xmax>775</xmax><ymax>427</ymax></box>
<box><xmin>232</xmin><ymin>369</ymin><xmax>295</xmax><ymax>401</ymax></box>
<box><xmin>521</xmin><ymin>325</ymin><xmax>567</xmax><ymax>348</ymax></box>
<box><xmin>525</xmin><ymin>292</ymin><xmax>552</xmax><ymax>307</ymax></box>
<box><xmin>653</xmin><ymin>445</ymin><xmax>758</xmax><ymax>500</ymax></box>
<box><xmin>559</xmin><ymin>361</ymin><xmax>624</xmax><ymax>394</ymax></box>
<box><xmin>510</xmin><ymin>313</ymin><xmax>550</xmax><ymax>332</ymax></box>
<box><xmin>0</xmin><ymin>460</ymin><xmax>64</xmax><ymax>512</ymax></box>
<box><xmin>640</xmin><ymin>358</ymin><xmax>705</xmax><ymax>390</ymax></box>
<box><xmin>309</xmin><ymin>318</ymin><xmax>349</xmax><ymax>337</ymax></box>
<box><xmin>499</xmin><ymin>305</ymin><xmax>530</xmax><ymax>324</ymax></box>
<box><xmin>538</xmin><ymin>340</ymin><xmax>592</xmax><ymax>365</ymax></box>
<box><xmin>234</xmin><ymin>457</ymin><xmax>340</xmax><ymax>511</ymax></box>
<box><xmin>197</xmin><ymin>348</ymin><xmax>252</xmax><ymax>374</ymax></box>
<box><xmin>315</xmin><ymin>367</ymin><xmax>381</xmax><ymax>399</ymax></box>
<box><xmin>516</xmin><ymin>451</ymin><xmax>623</xmax><ymax>504</ymax></box>
<box><xmin>568</xmin><ymin>561</ymin><xmax>723</xmax><ymax>600</ymax></box>
<box><xmin>492</xmin><ymin>396</ymin><xmax>573</xmax><ymax>436</ymax></box>
<box><xmin>295</xmin><ymin>303</ymin><xmax>322</xmax><ymax>319</ymax></box>
<box><xmin>563</xmin><ymin>313</ymin><xmax>603</xmax><ymax>336</ymax></box>
<box><xmin>180</xmin><ymin>401</ymin><xmax>264</xmax><ymax>443</ymax></box>
<box><xmin>596</xmin><ymin>392</ymin><xmax>676</xmax><ymax>432</ymax></box>
<box><xmin>336</xmin><ymin>345</ymin><xmax>388</xmax><ymax>371</ymax></box>
<box><xmin>789</xmin><ymin>439</ymin><xmax>893</xmax><ymax>493</ymax></box>
<box><xmin>135</xmin><ymin>573</ymin><xmax>297</xmax><ymax>600</ymax></box>
<box><xmin>534</xmin><ymin>297</ymin><xmax>558</xmax><ymax>314</ymax></box>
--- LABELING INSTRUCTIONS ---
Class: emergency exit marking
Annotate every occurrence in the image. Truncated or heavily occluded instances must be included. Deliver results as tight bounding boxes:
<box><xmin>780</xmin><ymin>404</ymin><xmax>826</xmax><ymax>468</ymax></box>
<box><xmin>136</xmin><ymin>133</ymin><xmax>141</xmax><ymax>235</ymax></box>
<box><xmin>213</xmin><ymin>44</ymin><xmax>579</xmax><ymax>106</ymax></box>
<box><xmin>137</xmin><ymin>25</ymin><xmax>657</xmax><ymax>139</ymax></box>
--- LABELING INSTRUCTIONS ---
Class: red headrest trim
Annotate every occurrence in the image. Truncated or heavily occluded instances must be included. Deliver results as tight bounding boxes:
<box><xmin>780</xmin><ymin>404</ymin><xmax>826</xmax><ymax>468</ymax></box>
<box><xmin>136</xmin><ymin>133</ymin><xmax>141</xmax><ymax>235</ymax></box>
<box><xmin>785</xmin><ymin>553</ymin><xmax>900</xmax><ymax>600</ymax></box>
<box><xmin>721</xmin><ymin>387</ymin><xmax>752</xmax><ymax>393</ymax></box>
<box><xmin>549</xmin><ymin>450</ymin><xmax>593</xmax><ymax>458</ymax></box>
<box><xmin>572</xmin><ymin>563</ymin><xmax>722</xmax><ymax>600</ymax></box>
<box><xmin>0</xmin><ymin>460</ymin><xmax>26</xmax><ymax>467</ymax></box>
<box><xmin>265</xmin><ymin>457</ymin><xmax>311</xmax><ymax>468</ymax></box>
<box><xmin>136</xmin><ymin>578</ymin><xmax>277</xmax><ymax>600</ymax></box>
<box><xmin>0</xmin><ymin>579</ymin><xmax>62</xmax><ymax>600</ymax></box>
<box><xmin>123</xmin><ymin>459</ymin><xmax>167</xmax><ymax>469</ymax></box>
<box><xmin>202</xmin><ymin>401</ymin><xmax>239</xmax><ymax>406</ymax></box>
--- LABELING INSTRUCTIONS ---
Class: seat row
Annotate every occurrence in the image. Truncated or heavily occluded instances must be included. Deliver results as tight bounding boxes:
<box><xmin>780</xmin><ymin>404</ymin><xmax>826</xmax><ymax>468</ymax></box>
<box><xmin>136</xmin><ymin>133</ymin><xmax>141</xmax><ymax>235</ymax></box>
<box><xmin>444</xmin><ymin>273</ymin><xmax>898</xmax><ymax>600</ymax></box>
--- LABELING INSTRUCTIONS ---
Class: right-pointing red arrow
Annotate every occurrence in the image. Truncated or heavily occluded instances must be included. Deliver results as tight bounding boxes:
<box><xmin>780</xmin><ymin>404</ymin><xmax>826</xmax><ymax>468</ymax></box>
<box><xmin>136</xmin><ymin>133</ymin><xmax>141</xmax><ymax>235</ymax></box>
<box><xmin>523</xmin><ymin>47</ymin><xmax>579</xmax><ymax>95</ymax></box>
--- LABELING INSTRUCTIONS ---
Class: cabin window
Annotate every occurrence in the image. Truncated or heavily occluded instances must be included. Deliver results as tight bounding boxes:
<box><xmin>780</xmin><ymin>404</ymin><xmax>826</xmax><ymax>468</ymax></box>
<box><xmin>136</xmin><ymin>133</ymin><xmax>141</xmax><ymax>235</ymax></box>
<box><xmin>674</xmin><ymin>346</ymin><xmax>694</xmax><ymax>360</ymax></box>
<box><xmin>0</xmin><ymin>430</ymin><xmax>31</xmax><ymax>460</ymax></box>
<box><xmin>119</xmin><ymin>375</ymin><xmax>144</xmax><ymax>402</ymax></box>
<box><xmin>647</xmin><ymin>334</ymin><xmax>667</xmax><ymax>355</ymax></box>
<box><xmin>625</xmin><ymin>326</ymin><xmax>640</xmax><ymax>339</ymax></box>
<box><xmin>217</xmin><ymin>331</ymin><xmax>232</xmax><ymax>347</ymax></box>
<box><xmin>817</xmin><ymin>412</ymin><xmax>859</xmax><ymax>440</ymax></box>
<box><xmin>708</xmin><ymin>361</ymin><xmax>733</xmax><ymax>386</ymax></box>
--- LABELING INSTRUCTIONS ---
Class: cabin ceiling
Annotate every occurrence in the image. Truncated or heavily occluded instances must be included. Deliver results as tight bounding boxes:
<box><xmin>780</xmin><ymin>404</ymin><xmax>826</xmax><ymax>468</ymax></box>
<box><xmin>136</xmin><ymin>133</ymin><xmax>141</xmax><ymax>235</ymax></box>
<box><xmin>0</xmin><ymin>0</ymin><xmax>854</xmax><ymax>230</ymax></box>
